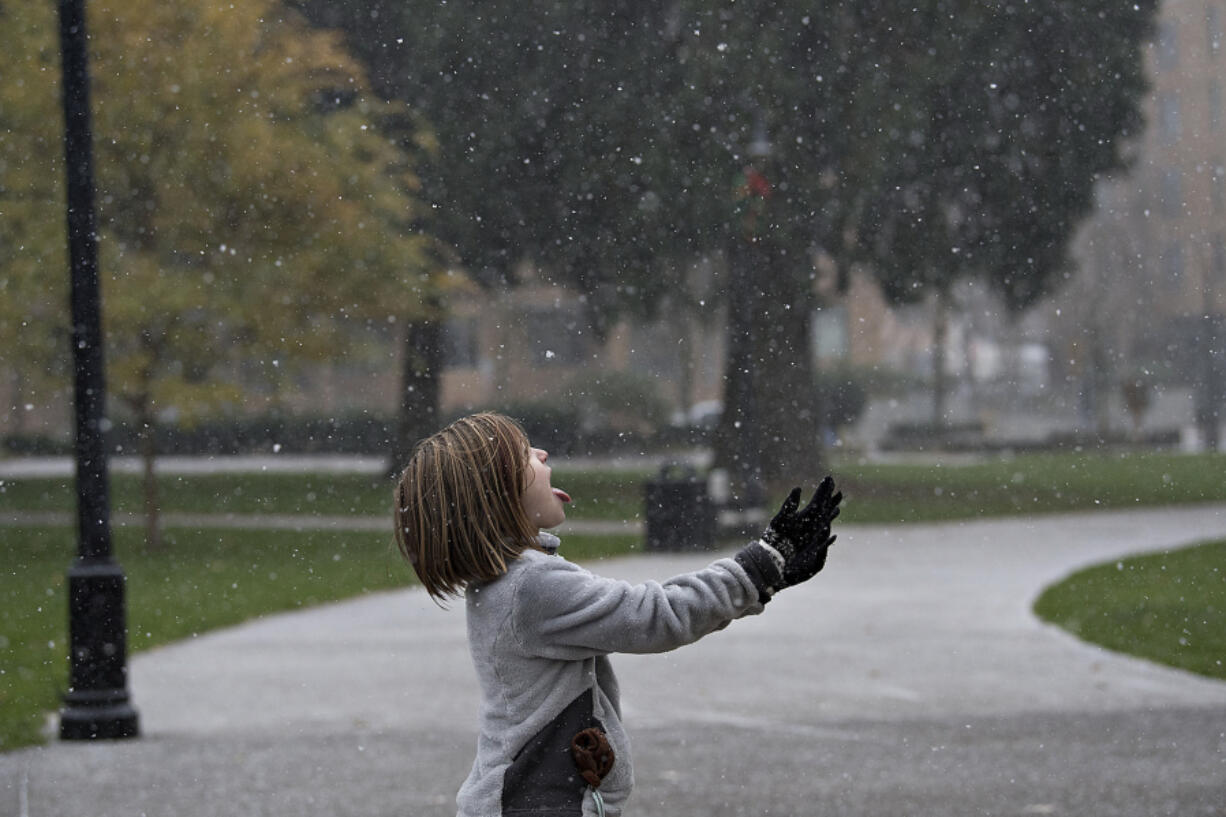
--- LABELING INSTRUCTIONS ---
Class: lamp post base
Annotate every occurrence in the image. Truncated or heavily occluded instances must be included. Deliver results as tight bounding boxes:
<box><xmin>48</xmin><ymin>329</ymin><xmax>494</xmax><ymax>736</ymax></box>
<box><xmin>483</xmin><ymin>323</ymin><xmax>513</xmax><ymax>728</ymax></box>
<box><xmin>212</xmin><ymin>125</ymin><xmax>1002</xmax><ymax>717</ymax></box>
<box><xmin>60</xmin><ymin>700</ymin><xmax>139</xmax><ymax>741</ymax></box>
<box><xmin>61</xmin><ymin>561</ymin><xmax>140</xmax><ymax>741</ymax></box>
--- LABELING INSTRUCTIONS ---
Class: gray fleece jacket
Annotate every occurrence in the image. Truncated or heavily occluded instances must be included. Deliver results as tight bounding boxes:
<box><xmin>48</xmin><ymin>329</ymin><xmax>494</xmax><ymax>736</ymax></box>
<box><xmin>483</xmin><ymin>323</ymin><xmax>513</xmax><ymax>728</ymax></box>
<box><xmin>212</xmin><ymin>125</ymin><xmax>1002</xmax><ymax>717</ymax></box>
<box><xmin>456</xmin><ymin>532</ymin><xmax>783</xmax><ymax>817</ymax></box>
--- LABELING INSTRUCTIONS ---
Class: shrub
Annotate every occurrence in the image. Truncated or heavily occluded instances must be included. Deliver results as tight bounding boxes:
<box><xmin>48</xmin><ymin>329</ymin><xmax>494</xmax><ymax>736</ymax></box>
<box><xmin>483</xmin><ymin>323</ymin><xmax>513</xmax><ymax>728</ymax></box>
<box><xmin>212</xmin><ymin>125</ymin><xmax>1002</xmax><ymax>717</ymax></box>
<box><xmin>563</xmin><ymin>370</ymin><xmax>670</xmax><ymax>436</ymax></box>
<box><xmin>816</xmin><ymin>368</ymin><xmax>869</xmax><ymax>429</ymax></box>
<box><xmin>484</xmin><ymin>401</ymin><xmax>584</xmax><ymax>454</ymax></box>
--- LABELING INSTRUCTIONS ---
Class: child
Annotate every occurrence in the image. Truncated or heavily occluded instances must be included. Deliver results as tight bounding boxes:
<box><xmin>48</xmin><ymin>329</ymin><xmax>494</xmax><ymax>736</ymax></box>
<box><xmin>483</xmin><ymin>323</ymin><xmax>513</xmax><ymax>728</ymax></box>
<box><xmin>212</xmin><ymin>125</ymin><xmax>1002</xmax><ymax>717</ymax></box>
<box><xmin>394</xmin><ymin>412</ymin><xmax>841</xmax><ymax>817</ymax></box>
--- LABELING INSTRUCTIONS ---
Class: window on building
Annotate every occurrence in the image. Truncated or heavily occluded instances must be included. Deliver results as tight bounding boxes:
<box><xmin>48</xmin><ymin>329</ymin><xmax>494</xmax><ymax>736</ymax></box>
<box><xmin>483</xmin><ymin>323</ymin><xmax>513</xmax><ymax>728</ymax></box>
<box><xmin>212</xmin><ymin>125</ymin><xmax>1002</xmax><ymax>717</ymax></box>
<box><xmin>1213</xmin><ymin>235</ymin><xmax>1226</xmax><ymax>285</ymax></box>
<box><xmin>1211</xmin><ymin>80</ymin><xmax>1223</xmax><ymax>133</ymax></box>
<box><xmin>1157</xmin><ymin>21</ymin><xmax>1180</xmax><ymax>70</ymax></box>
<box><xmin>443</xmin><ymin>316</ymin><xmax>479</xmax><ymax>368</ymax></box>
<box><xmin>811</xmin><ymin>305</ymin><xmax>849</xmax><ymax>361</ymax></box>
<box><xmin>525</xmin><ymin>306</ymin><xmax>594</xmax><ymax>365</ymax></box>
<box><xmin>1158</xmin><ymin>93</ymin><xmax>1182</xmax><ymax>145</ymax></box>
<box><xmin>1214</xmin><ymin>165</ymin><xmax>1226</xmax><ymax>213</ymax></box>
<box><xmin>1161</xmin><ymin>242</ymin><xmax>1185</xmax><ymax>288</ymax></box>
<box><xmin>1160</xmin><ymin>169</ymin><xmax>1183</xmax><ymax>218</ymax></box>
<box><xmin>1209</xmin><ymin>5</ymin><xmax>1222</xmax><ymax>55</ymax></box>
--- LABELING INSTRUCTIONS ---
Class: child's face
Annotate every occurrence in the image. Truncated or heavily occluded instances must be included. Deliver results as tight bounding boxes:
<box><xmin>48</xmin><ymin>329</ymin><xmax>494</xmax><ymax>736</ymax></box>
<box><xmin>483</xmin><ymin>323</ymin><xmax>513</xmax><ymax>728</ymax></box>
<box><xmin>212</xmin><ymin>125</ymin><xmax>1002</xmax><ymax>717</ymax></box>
<box><xmin>521</xmin><ymin>447</ymin><xmax>570</xmax><ymax>531</ymax></box>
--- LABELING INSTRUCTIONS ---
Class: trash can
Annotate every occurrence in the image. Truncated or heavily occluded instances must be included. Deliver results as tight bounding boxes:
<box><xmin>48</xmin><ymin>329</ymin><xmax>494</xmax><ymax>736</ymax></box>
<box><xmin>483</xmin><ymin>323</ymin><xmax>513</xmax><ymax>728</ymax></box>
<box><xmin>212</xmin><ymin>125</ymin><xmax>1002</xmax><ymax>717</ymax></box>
<box><xmin>644</xmin><ymin>464</ymin><xmax>715</xmax><ymax>552</ymax></box>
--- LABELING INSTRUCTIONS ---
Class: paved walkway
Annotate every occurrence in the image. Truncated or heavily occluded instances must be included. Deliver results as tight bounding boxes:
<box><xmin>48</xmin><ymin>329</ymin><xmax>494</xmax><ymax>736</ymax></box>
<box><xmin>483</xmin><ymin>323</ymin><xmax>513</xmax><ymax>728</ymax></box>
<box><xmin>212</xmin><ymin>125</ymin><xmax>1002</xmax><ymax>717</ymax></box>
<box><xmin>0</xmin><ymin>451</ymin><xmax>709</xmax><ymax>479</ymax></box>
<box><xmin>4</xmin><ymin>506</ymin><xmax>1226</xmax><ymax>816</ymax></box>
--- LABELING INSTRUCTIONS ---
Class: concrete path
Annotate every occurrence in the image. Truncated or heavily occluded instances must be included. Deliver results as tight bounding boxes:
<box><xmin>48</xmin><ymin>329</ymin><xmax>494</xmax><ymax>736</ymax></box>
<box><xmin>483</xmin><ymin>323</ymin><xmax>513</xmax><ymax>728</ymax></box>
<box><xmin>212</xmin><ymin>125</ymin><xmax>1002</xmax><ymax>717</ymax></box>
<box><xmin>4</xmin><ymin>506</ymin><xmax>1226</xmax><ymax>816</ymax></box>
<box><xmin>0</xmin><ymin>451</ymin><xmax>708</xmax><ymax>479</ymax></box>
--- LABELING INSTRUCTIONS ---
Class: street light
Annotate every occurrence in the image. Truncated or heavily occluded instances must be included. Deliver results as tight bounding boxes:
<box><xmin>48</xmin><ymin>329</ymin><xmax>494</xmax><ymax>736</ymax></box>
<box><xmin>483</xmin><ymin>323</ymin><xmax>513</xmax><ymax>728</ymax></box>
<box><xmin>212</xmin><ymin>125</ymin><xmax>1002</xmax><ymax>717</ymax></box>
<box><xmin>57</xmin><ymin>0</ymin><xmax>139</xmax><ymax>741</ymax></box>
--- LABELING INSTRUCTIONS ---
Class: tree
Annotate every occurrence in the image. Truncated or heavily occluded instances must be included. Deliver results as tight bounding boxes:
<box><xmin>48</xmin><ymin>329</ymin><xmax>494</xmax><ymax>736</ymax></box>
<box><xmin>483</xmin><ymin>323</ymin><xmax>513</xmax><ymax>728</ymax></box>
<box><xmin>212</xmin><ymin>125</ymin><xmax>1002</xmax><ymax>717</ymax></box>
<box><xmin>0</xmin><ymin>0</ymin><xmax>438</xmax><ymax>547</ymax></box>
<box><xmin>289</xmin><ymin>0</ymin><xmax>1158</xmax><ymax>489</ymax></box>
<box><xmin>289</xmin><ymin>0</ymin><xmax>697</xmax><ymax>470</ymax></box>
<box><xmin>858</xmin><ymin>0</ymin><xmax>1157</xmax><ymax>427</ymax></box>
<box><xmin>293</xmin><ymin>1</ymin><xmax>689</xmax><ymax>302</ymax></box>
<box><xmin>0</xmin><ymin>3</ymin><xmax>75</xmax><ymax>432</ymax></box>
<box><xmin>292</xmin><ymin>1</ymin><xmax>879</xmax><ymax>487</ymax></box>
<box><xmin>674</xmin><ymin>3</ymin><xmax>911</xmax><ymax>489</ymax></box>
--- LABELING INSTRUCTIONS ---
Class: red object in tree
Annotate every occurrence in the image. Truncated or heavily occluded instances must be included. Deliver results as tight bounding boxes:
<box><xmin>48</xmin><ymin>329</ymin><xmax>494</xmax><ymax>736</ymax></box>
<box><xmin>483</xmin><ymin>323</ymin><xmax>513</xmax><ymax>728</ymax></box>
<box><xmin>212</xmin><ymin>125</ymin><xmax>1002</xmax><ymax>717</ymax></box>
<box><xmin>743</xmin><ymin>166</ymin><xmax>772</xmax><ymax>198</ymax></box>
<box><xmin>734</xmin><ymin>165</ymin><xmax>772</xmax><ymax>240</ymax></box>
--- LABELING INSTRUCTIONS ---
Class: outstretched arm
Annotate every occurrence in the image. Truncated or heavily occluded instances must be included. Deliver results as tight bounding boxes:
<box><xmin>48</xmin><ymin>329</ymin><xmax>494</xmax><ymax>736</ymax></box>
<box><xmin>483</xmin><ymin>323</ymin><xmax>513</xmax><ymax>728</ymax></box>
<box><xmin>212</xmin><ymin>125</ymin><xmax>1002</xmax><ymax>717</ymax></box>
<box><xmin>512</xmin><ymin>477</ymin><xmax>842</xmax><ymax>658</ymax></box>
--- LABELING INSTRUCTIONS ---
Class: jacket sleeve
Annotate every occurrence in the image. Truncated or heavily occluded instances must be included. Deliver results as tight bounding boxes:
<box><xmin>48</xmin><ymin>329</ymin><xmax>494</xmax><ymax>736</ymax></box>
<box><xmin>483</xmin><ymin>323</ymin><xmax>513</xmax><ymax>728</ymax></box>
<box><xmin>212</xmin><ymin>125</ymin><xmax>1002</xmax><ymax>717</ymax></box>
<box><xmin>510</xmin><ymin>552</ymin><xmax>778</xmax><ymax>660</ymax></box>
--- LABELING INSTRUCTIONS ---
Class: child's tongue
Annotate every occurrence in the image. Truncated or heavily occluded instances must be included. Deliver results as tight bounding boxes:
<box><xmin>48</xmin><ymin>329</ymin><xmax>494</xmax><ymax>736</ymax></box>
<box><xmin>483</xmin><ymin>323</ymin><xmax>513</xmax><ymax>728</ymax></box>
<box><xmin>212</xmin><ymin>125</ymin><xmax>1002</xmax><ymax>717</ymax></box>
<box><xmin>553</xmin><ymin>488</ymin><xmax>572</xmax><ymax>504</ymax></box>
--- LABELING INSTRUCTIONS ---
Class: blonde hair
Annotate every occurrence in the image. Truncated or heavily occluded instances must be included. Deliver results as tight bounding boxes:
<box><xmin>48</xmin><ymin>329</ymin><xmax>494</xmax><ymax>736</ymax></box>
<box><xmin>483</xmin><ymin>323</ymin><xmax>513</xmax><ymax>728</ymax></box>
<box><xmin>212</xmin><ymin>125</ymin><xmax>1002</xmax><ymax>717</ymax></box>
<box><xmin>393</xmin><ymin>412</ymin><xmax>539</xmax><ymax>601</ymax></box>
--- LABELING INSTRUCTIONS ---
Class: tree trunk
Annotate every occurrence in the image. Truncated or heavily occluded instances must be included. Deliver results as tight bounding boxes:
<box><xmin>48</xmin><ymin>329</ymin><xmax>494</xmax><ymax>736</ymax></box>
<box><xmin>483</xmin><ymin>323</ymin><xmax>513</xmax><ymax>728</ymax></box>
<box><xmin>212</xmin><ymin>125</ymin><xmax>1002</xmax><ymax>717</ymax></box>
<box><xmin>932</xmin><ymin>288</ymin><xmax>950</xmax><ymax>430</ymax></box>
<box><xmin>9</xmin><ymin>370</ymin><xmax>26</xmax><ymax>436</ymax></box>
<box><xmin>387</xmin><ymin>315</ymin><xmax>443</xmax><ymax>476</ymax></box>
<box><xmin>1200</xmin><ymin>314</ymin><xmax>1222</xmax><ymax>452</ymax></box>
<box><xmin>713</xmin><ymin>241</ymin><xmax>765</xmax><ymax>511</ymax></box>
<box><xmin>1088</xmin><ymin>323</ymin><xmax>1112</xmax><ymax>436</ymax></box>
<box><xmin>755</xmin><ymin>247</ymin><xmax>823</xmax><ymax>486</ymax></box>
<box><xmin>677</xmin><ymin>314</ymin><xmax>694</xmax><ymax>425</ymax></box>
<box><xmin>138</xmin><ymin>413</ymin><xmax>163</xmax><ymax>552</ymax></box>
<box><xmin>714</xmin><ymin>240</ymin><xmax>824</xmax><ymax>508</ymax></box>
<box><xmin>675</xmin><ymin>259</ymin><xmax>702</xmax><ymax>425</ymax></box>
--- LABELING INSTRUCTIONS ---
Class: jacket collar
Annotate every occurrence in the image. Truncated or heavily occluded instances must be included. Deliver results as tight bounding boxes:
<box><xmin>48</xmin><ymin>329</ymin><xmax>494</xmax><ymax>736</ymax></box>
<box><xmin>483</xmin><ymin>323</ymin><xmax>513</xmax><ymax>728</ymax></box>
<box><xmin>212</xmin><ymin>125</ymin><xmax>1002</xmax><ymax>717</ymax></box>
<box><xmin>536</xmin><ymin>531</ymin><xmax>561</xmax><ymax>555</ymax></box>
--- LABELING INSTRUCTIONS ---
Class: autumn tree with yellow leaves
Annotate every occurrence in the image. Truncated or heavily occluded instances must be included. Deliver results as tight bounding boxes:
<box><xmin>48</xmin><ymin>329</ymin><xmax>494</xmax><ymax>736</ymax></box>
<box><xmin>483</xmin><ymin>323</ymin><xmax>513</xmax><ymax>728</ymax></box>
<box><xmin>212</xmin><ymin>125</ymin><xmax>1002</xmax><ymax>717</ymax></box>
<box><xmin>0</xmin><ymin>0</ymin><xmax>443</xmax><ymax>548</ymax></box>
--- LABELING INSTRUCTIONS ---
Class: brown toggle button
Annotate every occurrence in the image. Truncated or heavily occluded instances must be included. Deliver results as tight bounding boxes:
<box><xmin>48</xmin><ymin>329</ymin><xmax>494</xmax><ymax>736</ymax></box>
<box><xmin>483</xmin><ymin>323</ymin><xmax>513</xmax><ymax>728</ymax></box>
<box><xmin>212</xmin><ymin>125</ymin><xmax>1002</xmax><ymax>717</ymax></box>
<box><xmin>571</xmin><ymin>727</ymin><xmax>615</xmax><ymax>788</ymax></box>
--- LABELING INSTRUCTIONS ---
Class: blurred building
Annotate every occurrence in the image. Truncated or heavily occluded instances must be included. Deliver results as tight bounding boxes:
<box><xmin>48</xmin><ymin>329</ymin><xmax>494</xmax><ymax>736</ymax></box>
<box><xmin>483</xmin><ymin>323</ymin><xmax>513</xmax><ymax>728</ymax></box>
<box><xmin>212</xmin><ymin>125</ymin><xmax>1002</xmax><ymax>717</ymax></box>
<box><xmin>1053</xmin><ymin>0</ymin><xmax>1225</xmax><ymax>436</ymax></box>
<box><xmin>436</xmin><ymin>259</ymin><xmax>726</xmax><ymax>418</ymax></box>
<box><xmin>433</xmin><ymin>259</ymin><xmax>934</xmax><ymax>422</ymax></box>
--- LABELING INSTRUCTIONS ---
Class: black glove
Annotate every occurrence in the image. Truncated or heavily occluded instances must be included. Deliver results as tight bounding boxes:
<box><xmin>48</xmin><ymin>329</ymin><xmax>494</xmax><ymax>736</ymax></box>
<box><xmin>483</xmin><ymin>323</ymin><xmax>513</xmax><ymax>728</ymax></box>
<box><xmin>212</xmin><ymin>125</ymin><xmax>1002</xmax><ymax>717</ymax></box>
<box><xmin>760</xmin><ymin>476</ymin><xmax>842</xmax><ymax>588</ymax></box>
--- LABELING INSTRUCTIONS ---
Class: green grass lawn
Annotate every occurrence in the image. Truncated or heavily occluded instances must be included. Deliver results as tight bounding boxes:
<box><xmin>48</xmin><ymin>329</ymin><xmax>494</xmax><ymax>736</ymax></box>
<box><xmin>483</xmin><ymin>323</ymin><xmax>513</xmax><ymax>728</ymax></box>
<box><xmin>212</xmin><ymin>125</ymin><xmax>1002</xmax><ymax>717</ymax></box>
<box><xmin>0</xmin><ymin>468</ymin><xmax>655</xmax><ymax>522</ymax></box>
<box><xmin>1034</xmin><ymin>539</ymin><xmax>1226</xmax><ymax>680</ymax></box>
<box><xmin>1</xmin><ymin>525</ymin><xmax>405</xmax><ymax>752</ymax></box>
<box><xmin>0</xmin><ymin>524</ymin><xmax>639</xmax><ymax>752</ymax></box>
<box><xmin>830</xmin><ymin>450</ymin><xmax>1226</xmax><ymax>523</ymax></box>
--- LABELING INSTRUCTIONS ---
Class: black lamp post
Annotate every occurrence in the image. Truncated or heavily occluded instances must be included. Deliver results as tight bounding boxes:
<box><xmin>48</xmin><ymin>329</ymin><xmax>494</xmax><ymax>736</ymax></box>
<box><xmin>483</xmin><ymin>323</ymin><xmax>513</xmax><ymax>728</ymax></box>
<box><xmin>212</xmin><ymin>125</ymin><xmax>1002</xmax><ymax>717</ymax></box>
<box><xmin>57</xmin><ymin>0</ymin><xmax>139</xmax><ymax>741</ymax></box>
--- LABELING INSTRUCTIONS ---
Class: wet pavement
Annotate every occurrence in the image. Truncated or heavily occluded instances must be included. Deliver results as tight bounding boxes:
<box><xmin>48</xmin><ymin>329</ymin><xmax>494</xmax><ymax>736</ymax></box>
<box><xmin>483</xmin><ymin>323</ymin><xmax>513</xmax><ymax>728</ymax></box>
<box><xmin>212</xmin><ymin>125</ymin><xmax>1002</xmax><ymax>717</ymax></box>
<box><xmin>3</xmin><ymin>505</ymin><xmax>1226</xmax><ymax>816</ymax></box>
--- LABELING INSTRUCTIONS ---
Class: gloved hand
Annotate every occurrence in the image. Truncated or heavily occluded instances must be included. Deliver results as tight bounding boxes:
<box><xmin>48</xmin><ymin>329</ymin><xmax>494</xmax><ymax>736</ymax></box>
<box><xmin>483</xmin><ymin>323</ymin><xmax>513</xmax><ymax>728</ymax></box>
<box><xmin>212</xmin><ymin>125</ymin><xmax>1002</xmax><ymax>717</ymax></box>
<box><xmin>760</xmin><ymin>476</ymin><xmax>842</xmax><ymax>588</ymax></box>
